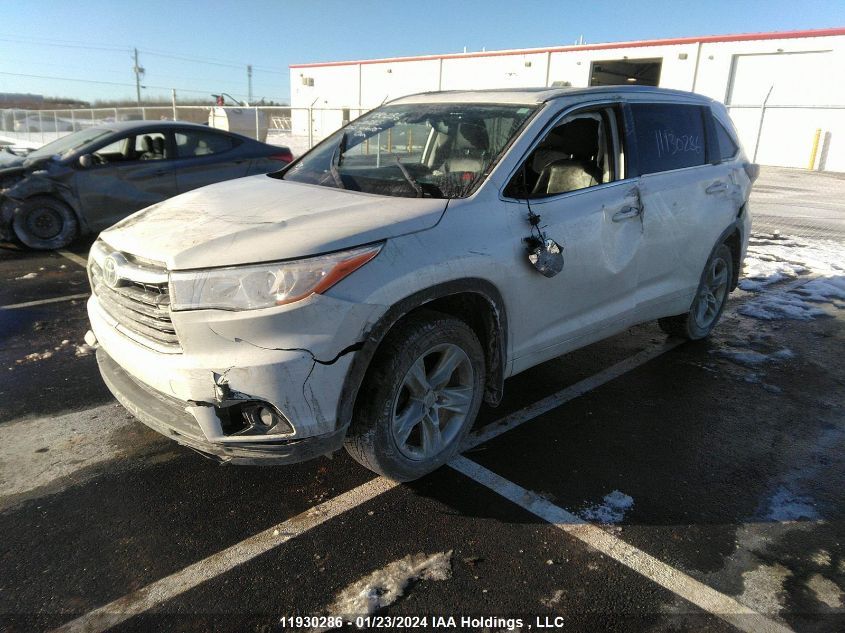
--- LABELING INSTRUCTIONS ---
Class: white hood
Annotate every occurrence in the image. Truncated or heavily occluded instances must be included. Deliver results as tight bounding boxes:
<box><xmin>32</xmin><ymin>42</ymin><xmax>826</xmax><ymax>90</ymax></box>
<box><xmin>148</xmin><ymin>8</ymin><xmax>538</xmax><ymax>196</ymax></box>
<box><xmin>101</xmin><ymin>175</ymin><xmax>448</xmax><ymax>269</ymax></box>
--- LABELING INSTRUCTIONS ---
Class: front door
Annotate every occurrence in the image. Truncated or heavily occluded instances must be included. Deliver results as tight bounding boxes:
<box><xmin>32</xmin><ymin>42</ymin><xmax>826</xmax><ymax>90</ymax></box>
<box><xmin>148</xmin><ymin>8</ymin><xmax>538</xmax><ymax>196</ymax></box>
<box><xmin>74</xmin><ymin>130</ymin><xmax>177</xmax><ymax>231</ymax></box>
<box><xmin>501</xmin><ymin>105</ymin><xmax>645</xmax><ymax>372</ymax></box>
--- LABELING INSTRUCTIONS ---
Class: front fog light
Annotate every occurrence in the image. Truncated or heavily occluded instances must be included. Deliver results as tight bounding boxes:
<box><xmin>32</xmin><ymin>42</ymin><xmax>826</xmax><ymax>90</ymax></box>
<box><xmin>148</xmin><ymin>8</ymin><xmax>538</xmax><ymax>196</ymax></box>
<box><xmin>252</xmin><ymin>405</ymin><xmax>294</xmax><ymax>435</ymax></box>
<box><xmin>223</xmin><ymin>402</ymin><xmax>295</xmax><ymax>437</ymax></box>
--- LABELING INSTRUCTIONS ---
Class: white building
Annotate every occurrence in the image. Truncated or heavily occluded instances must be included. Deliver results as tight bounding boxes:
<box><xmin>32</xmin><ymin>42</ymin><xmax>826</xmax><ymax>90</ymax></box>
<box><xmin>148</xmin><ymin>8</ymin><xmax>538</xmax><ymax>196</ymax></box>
<box><xmin>290</xmin><ymin>27</ymin><xmax>845</xmax><ymax>171</ymax></box>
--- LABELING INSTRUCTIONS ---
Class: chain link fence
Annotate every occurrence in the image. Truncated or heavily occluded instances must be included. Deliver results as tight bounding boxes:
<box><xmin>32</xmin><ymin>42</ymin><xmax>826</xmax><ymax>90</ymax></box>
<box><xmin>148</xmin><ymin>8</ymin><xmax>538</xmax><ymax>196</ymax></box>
<box><xmin>0</xmin><ymin>105</ymin><xmax>368</xmax><ymax>157</ymax></box>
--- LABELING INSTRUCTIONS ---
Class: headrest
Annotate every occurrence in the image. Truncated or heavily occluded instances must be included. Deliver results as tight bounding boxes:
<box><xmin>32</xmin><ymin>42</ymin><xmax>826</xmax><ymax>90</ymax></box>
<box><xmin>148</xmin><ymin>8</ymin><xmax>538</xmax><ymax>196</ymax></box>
<box><xmin>456</xmin><ymin>121</ymin><xmax>489</xmax><ymax>151</ymax></box>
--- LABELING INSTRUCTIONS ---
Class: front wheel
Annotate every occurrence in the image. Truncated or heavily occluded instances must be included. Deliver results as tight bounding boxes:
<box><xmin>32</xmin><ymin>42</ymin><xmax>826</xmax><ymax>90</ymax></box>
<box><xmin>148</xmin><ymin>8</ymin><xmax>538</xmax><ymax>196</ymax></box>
<box><xmin>344</xmin><ymin>310</ymin><xmax>485</xmax><ymax>481</ymax></box>
<box><xmin>658</xmin><ymin>243</ymin><xmax>733</xmax><ymax>340</ymax></box>
<box><xmin>12</xmin><ymin>196</ymin><xmax>79</xmax><ymax>250</ymax></box>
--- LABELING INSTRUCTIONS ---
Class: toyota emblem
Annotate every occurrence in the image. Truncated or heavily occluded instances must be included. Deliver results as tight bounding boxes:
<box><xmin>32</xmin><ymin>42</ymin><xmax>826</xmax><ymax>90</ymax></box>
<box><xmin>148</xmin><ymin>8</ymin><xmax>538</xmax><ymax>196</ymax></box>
<box><xmin>103</xmin><ymin>256</ymin><xmax>120</xmax><ymax>288</ymax></box>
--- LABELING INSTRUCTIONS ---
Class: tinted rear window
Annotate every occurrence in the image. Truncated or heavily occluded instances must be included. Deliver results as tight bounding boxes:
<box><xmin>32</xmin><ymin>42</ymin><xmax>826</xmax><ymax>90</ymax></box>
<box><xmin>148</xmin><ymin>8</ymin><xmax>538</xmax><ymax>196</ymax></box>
<box><xmin>631</xmin><ymin>104</ymin><xmax>706</xmax><ymax>174</ymax></box>
<box><xmin>715</xmin><ymin>119</ymin><xmax>739</xmax><ymax>161</ymax></box>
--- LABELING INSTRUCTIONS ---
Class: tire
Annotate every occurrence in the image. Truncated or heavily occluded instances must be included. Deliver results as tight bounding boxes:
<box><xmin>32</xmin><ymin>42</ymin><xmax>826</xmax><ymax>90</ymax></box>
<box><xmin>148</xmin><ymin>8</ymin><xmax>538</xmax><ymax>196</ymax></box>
<box><xmin>344</xmin><ymin>310</ymin><xmax>485</xmax><ymax>481</ymax></box>
<box><xmin>658</xmin><ymin>243</ymin><xmax>733</xmax><ymax>340</ymax></box>
<box><xmin>12</xmin><ymin>196</ymin><xmax>79</xmax><ymax>250</ymax></box>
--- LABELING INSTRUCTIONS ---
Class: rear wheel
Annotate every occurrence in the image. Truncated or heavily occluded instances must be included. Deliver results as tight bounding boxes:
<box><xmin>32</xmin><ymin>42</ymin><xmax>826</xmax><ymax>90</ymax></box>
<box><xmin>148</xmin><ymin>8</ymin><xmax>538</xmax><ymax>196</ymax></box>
<box><xmin>658</xmin><ymin>243</ymin><xmax>733</xmax><ymax>340</ymax></box>
<box><xmin>12</xmin><ymin>196</ymin><xmax>78</xmax><ymax>250</ymax></box>
<box><xmin>344</xmin><ymin>310</ymin><xmax>485</xmax><ymax>481</ymax></box>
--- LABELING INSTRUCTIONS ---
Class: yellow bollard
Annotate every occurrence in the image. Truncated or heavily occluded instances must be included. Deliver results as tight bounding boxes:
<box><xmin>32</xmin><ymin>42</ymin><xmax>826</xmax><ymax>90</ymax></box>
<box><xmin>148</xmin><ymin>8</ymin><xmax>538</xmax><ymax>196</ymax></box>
<box><xmin>808</xmin><ymin>128</ymin><xmax>822</xmax><ymax>170</ymax></box>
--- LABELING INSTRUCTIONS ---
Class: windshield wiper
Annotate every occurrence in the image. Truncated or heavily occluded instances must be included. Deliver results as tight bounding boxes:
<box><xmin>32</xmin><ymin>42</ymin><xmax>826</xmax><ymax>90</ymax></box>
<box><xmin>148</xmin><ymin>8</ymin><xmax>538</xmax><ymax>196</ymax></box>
<box><xmin>391</xmin><ymin>154</ymin><xmax>423</xmax><ymax>198</ymax></box>
<box><xmin>329</xmin><ymin>132</ymin><xmax>347</xmax><ymax>190</ymax></box>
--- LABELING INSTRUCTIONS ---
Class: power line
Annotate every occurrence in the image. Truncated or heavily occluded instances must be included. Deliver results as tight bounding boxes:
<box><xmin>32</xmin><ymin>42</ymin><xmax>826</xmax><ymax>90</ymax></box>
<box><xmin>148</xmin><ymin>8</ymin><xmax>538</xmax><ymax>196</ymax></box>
<box><xmin>0</xmin><ymin>36</ymin><xmax>127</xmax><ymax>53</ymax></box>
<box><xmin>0</xmin><ymin>34</ymin><xmax>286</xmax><ymax>74</ymax></box>
<box><xmin>0</xmin><ymin>70</ymin><xmax>248</xmax><ymax>97</ymax></box>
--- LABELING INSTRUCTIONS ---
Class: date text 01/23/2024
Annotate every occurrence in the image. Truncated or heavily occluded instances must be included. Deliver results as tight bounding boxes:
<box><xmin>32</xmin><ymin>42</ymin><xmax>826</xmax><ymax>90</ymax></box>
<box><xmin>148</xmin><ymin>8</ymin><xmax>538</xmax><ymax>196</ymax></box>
<box><xmin>278</xmin><ymin>615</ymin><xmax>573</xmax><ymax>629</ymax></box>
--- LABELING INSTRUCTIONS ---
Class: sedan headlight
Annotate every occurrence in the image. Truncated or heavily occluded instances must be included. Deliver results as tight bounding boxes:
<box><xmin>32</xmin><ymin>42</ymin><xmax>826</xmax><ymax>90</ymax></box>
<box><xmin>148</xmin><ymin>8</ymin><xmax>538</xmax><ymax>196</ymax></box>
<box><xmin>169</xmin><ymin>244</ymin><xmax>382</xmax><ymax>311</ymax></box>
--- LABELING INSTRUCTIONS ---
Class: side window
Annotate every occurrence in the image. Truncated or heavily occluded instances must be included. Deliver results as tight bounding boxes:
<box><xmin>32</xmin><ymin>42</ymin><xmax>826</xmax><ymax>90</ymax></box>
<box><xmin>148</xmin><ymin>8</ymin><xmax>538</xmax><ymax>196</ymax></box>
<box><xmin>93</xmin><ymin>136</ymin><xmax>131</xmax><ymax>163</ymax></box>
<box><xmin>134</xmin><ymin>132</ymin><xmax>169</xmax><ymax>160</ymax></box>
<box><xmin>714</xmin><ymin>119</ymin><xmax>739</xmax><ymax>161</ymax></box>
<box><xmin>505</xmin><ymin>109</ymin><xmax>616</xmax><ymax>198</ymax></box>
<box><xmin>93</xmin><ymin>132</ymin><xmax>170</xmax><ymax>163</ymax></box>
<box><xmin>630</xmin><ymin>104</ymin><xmax>706</xmax><ymax>174</ymax></box>
<box><xmin>175</xmin><ymin>131</ymin><xmax>236</xmax><ymax>158</ymax></box>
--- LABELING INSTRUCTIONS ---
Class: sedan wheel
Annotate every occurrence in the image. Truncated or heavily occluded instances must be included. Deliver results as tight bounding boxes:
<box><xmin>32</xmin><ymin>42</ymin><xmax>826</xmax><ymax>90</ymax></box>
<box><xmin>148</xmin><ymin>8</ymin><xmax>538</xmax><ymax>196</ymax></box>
<box><xmin>12</xmin><ymin>196</ymin><xmax>79</xmax><ymax>250</ymax></box>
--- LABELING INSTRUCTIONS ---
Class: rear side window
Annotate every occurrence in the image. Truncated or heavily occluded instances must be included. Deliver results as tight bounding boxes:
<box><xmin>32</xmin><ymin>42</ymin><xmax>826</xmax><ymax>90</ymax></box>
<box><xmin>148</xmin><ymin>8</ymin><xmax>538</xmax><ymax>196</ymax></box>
<box><xmin>630</xmin><ymin>104</ymin><xmax>706</xmax><ymax>174</ymax></box>
<box><xmin>175</xmin><ymin>131</ymin><xmax>235</xmax><ymax>157</ymax></box>
<box><xmin>714</xmin><ymin>119</ymin><xmax>739</xmax><ymax>161</ymax></box>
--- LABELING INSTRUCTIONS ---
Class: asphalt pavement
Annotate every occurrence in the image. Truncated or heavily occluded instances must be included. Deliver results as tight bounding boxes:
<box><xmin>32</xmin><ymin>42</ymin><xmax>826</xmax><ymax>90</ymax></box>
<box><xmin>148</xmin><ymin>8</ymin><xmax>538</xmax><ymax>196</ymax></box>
<box><xmin>0</xmin><ymin>167</ymin><xmax>843</xmax><ymax>633</ymax></box>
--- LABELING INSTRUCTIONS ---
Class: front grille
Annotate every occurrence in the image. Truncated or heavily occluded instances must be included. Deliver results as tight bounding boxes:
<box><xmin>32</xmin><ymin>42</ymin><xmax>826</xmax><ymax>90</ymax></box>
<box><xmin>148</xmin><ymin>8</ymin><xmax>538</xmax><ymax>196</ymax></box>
<box><xmin>89</xmin><ymin>242</ymin><xmax>180</xmax><ymax>352</ymax></box>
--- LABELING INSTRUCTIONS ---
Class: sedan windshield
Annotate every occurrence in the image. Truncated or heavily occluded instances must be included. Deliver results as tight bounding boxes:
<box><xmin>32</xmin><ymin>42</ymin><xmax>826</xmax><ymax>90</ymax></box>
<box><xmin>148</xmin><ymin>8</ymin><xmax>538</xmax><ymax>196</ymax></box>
<box><xmin>281</xmin><ymin>103</ymin><xmax>536</xmax><ymax>198</ymax></box>
<box><xmin>26</xmin><ymin>128</ymin><xmax>113</xmax><ymax>161</ymax></box>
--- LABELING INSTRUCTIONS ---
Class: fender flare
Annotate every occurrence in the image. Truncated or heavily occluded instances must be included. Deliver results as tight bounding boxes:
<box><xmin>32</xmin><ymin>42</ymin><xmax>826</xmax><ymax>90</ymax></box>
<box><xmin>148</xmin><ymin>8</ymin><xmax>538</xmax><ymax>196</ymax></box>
<box><xmin>336</xmin><ymin>278</ymin><xmax>508</xmax><ymax>431</ymax></box>
<box><xmin>711</xmin><ymin>218</ymin><xmax>745</xmax><ymax>291</ymax></box>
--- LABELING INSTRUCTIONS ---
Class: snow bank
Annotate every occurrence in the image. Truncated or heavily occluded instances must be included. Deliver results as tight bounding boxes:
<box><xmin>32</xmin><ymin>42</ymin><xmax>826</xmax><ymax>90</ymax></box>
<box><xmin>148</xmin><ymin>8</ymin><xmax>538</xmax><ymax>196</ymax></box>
<box><xmin>739</xmin><ymin>234</ymin><xmax>845</xmax><ymax>321</ymax></box>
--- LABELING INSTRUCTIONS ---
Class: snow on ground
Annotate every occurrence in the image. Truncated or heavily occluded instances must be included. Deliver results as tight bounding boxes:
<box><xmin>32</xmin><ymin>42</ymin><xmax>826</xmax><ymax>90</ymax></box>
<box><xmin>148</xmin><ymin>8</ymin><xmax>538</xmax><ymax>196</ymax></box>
<box><xmin>579</xmin><ymin>490</ymin><xmax>634</xmax><ymax>524</ymax></box>
<box><xmin>13</xmin><ymin>339</ymin><xmax>95</xmax><ymax>365</ymax></box>
<box><xmin>739</xmin><ymin>233</ymin><xmax>845</xmax><ymax>321</ymax></box>
<box><xmin>712</xmin><ymin>347</ymin><xmax>793</xmax><ymax>368</ymax></box>
<box><xmin>317</xmin><ymin>551</ymin><xmax>452</xmax><ymax>628</ymax></box>
<box><xmin>15</xmin><ymin>272</ymin><xmax>38</xmax><ymax>280</ymax></box>
<box><xmin>741</xmin><ymin>234</ymin><xmax>845</xmax><ymax>292</ymax></box>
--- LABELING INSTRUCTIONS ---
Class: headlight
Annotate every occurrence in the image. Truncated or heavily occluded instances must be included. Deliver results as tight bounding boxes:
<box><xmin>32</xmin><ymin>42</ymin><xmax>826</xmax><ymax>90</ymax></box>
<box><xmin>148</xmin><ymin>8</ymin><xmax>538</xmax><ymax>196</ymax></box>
<box><xmin>169</xmin><ymin>244</ymin><xmax>382</xmax><ymax>311</ymax></box>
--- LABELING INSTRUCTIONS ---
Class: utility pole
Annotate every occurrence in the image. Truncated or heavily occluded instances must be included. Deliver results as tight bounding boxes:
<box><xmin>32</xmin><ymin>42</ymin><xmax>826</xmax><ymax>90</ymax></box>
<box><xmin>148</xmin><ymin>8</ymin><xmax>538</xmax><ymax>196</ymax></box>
<box><xmin>247</xmin><ymin>64</ymin><xmax>253</xmax><ymax>104</ymax></box>
<box><xmin>133</xmin><ymin>48</ymin><xmax>145</xmax><ymax>107</ymax></box>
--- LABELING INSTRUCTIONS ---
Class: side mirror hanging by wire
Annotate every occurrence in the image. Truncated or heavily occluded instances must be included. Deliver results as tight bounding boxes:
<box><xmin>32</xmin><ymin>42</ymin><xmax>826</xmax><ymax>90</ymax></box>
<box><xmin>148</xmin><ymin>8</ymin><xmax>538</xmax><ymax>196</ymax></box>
<box><xmin>523</xmin><ymin>206</ymin><xmax>564</xmax><ymax>278</ymax></box>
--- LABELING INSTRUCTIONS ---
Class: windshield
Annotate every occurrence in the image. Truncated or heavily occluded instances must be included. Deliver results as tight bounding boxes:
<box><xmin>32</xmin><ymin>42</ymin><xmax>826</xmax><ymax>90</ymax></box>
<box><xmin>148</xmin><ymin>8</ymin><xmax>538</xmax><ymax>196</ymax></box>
<box><xmin>280</xmin><ymin>103</ymin><xmax>536</xmax><ymax>198</ymax></box>
<box><xmin>26</xmin><ymin>128</ymin><xmax>113</xmax><ymax>161</ymax></box>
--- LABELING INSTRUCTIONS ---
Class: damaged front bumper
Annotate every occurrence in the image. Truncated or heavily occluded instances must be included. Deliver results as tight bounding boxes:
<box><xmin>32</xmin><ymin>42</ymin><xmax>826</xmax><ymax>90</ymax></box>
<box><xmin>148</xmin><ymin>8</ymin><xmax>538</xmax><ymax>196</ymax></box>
<box><xmin>87</xmin><ymin>288</ymin><xmax>383</xmax><ymax>465</ymax></box>
<box><xmin>96</xmin><ymin>347</ymin><xmax>348</xmax><ymax>464</ymax></box>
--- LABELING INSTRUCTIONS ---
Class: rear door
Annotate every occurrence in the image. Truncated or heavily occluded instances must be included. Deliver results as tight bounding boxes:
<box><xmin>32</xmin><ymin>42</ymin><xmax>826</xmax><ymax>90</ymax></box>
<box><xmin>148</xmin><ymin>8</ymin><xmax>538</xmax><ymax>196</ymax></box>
<box><xmin>627</xmin><ymin>101</ymin><xmax>738</xmax><ymax>318</ymax></box>
<box><xmin>171</xmin><ymin>129</ymin><xmax>250</xmax><ymax>194</ymax></box>
<box><xmin>501</xmin><ymin>103</ymin><xmax>645</xmax><ymax>372</ymax></box>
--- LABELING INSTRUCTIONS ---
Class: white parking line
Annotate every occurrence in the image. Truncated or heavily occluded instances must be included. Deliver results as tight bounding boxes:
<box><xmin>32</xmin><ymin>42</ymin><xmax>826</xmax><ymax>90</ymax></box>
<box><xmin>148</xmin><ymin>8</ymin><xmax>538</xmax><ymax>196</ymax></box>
<box><xmin>50</xmin><ymin>477</ymin><xmax>399</xmax><ymax>633</ymax></box>
<box><xmin>48</xmin><ymin>339</ymin><xmax>681</xmax><ymax>632</ymax></box>
<box><xmin>463</xmin><ymin>339</ymin><xmax>684</xmax><ymax>451</ymax></box>
<box><xmin>58</xmin><ymin>249</ymin><xmax>88</xmax><ymax>268</ymax></box>
<box><xmin>450</xmin><ymin>456</ymin><xmax>793</xmax><ymax>633</ymax></box>
<box><xmin>47</xmin><ymin>278</ymin><xmax>804</xmax><ymax>631</ymax></box>
<box><xmin>0</xmin><ymin>293</ymin><xmax>89</xmax><ymax>310</ymax></box>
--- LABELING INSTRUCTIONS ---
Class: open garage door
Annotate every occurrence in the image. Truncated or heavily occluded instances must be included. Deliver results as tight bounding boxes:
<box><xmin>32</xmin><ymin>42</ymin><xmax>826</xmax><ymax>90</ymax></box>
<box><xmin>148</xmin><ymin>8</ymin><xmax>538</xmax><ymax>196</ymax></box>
<box><xmin>589</xmin><ymin>58</ymin><xmax>662</xmax><ymax>86</ymax></box>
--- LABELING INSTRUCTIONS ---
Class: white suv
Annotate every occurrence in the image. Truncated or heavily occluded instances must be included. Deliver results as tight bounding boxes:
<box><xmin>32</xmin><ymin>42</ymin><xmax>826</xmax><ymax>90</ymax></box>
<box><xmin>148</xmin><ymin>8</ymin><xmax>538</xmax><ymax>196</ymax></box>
<box><xmin>86</xmin><ymin>87</ymin><xmax>754</xmax><ymax>481</ymax></box>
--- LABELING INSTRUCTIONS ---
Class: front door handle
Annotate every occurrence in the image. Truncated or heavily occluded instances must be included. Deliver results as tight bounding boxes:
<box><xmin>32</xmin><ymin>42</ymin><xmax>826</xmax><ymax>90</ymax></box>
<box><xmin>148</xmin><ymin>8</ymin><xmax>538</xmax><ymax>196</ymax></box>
<box><xmin>706</xmin><ymin>182</ymin><xmax>729</xmax><ymax>195</ymax></box>
<box><xmin>612</xmin><ymin>206</ymin><xmax>642</xmax><ymax>222</ymax></box>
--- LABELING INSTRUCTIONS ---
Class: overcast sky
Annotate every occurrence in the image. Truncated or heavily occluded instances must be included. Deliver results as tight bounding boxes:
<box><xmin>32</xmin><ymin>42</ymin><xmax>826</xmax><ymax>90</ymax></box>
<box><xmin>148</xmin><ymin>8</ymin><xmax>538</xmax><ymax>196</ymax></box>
<box><xmin>1</xmin><ymin>0</ymin><xmax>843</xmax><ymax>104</ymax></box>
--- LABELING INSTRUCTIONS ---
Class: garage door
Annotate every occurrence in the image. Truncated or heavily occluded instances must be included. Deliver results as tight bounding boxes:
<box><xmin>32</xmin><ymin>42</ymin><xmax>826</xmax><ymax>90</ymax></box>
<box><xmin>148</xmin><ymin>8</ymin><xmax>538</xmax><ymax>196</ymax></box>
<box><xmin>727</xmin><ymin>50</ymin><xmax>842</xmax><ymax>106</ymax></box>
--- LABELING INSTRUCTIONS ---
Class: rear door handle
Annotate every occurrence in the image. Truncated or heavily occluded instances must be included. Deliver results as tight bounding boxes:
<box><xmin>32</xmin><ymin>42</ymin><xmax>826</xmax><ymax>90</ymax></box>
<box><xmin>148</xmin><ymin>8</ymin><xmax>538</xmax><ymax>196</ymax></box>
<box><xmin>612</xmin><ymin>206</ymin><xmax>642</xmax><ymax>222</ymax></box>
<box><xmin>706</xmin><ymin>182</ymin><xmax>729</xmax><ymax>195</ymax></box>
